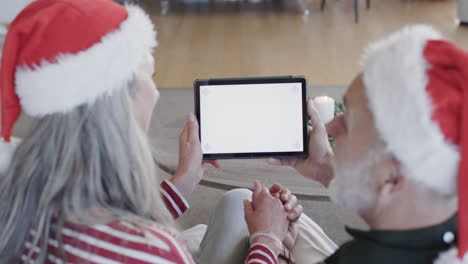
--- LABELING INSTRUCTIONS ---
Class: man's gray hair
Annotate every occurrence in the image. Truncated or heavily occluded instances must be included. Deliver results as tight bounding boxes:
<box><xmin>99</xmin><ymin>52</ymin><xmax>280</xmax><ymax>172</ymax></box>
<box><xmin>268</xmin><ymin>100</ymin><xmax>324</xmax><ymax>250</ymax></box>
<box><xmin>0</xmin><ymin>81</ymin><xmax>173</xmax><ymax>262</ymax></box>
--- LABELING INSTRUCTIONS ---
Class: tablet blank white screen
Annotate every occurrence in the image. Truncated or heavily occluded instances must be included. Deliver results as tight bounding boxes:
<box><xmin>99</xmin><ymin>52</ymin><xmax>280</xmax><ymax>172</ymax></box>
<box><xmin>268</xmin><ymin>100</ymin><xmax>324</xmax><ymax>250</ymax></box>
<box><xmin>200</xmin><ymin>83</ymin><xmax>304</xmax><ymax>154</ymax></box>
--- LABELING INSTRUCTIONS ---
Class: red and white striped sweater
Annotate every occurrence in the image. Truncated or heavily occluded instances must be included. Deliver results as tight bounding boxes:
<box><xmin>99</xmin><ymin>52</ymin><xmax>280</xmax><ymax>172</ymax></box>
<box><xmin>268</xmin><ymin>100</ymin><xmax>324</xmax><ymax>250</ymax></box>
<box><xmin>21</xmin><ymin>180</ymin><xmax>277</xmax><ymax>264</ymax></box>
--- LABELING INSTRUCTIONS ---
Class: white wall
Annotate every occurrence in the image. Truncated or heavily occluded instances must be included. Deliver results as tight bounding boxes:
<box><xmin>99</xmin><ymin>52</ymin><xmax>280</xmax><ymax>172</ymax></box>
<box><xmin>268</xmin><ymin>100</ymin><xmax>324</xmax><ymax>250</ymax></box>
<box><xmin>460</xmin><ymin>0</ymin><xmax>468</xmax><ymax>22</ymax></box>
<box><xmin>0</xmin><ymin>0</ymin><xmax>35</xmax><ymax>24</ymax></box>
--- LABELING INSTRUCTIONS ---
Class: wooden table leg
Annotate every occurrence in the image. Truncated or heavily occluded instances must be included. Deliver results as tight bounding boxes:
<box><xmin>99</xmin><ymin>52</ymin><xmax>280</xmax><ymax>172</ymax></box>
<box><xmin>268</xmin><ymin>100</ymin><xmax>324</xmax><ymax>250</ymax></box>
<box><xmin>160</xmin><ymin>0</ymin><xmax>170</xmax><ymax>15</ymax></box>
<box><xmin>354</xmin><ymin>0</ymin><xmax>359</xmax><ymax>23</ymax></box>
<box><xmin>297</xmin><ymin>0</ymin><xmax>310</xmax><ymax>15</ymax></box>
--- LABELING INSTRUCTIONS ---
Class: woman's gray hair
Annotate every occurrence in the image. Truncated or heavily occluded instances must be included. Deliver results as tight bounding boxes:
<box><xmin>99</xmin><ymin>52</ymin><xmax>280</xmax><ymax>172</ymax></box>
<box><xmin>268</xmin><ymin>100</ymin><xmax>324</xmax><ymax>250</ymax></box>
<box><xmin>0</xmin><ymin>80</ymin><xmax>174</xmax><ymax>262</ymax></box>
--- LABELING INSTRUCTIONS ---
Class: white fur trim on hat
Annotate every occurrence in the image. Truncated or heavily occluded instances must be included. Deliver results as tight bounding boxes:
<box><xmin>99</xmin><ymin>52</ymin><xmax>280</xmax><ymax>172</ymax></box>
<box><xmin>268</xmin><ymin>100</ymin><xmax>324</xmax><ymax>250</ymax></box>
<box><xmin>0</xmin><ymin>137</ymin><xmax>21</xmax><ymax>174</ymax></box>
<box><xmin>435</xmin><ymin>248</ymin><xmax>468</xmax><ymax>264</ymax></box>
<box><xmin>15</xmin><ymin>5</ymin><xmax>157</xmax><ymax>116</ymax></box>
<box><xmin>362</xmin><ymin>25</ymin><xmax>459</xmax><ymax>195</ymax></box>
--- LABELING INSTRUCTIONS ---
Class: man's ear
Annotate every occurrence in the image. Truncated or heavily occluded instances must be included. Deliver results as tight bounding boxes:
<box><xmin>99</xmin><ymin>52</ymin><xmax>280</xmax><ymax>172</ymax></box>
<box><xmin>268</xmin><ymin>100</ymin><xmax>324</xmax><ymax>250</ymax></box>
<box><xmin>376</xmin><ymin>157</ymin><xmax>405</xmax><ymax>202</ymax></box>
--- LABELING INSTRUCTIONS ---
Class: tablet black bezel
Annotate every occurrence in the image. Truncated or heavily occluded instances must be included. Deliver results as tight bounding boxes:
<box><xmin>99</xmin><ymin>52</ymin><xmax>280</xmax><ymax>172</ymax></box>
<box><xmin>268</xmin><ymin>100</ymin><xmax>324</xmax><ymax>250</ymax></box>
<box><xmin>194</xmin><ymin>76</ymin><xmax>309</xmax><ymax>160</ymax></box>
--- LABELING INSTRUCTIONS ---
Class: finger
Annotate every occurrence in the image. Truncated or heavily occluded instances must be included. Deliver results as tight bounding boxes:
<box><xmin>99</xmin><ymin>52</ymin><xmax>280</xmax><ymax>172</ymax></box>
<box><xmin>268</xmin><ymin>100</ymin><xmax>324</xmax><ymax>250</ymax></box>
<box><xmin>267</xmin><ymin>158</ymin><xmax>298</xmax><ymax>167</ymax></box>
<box><xmin>284</xmin><ymin>195</ymin><xmax>297</xmax><ymax>211</ymax></box>
<box><xmin>283</xmin><ymin>235</ymin><xmax>295</xmax><ymax>251</ymax></box>
<box><xmin>203</xmin><ymin>160</ymin><xmax>221</xmax><ymax>168</ymax></box>
<box><xmin>280</xmin><ymin>189</ymin><xmax>291</xmax><ymax>203</ymax></box>
<box><xmin>267</xmin><ymin>158</ymin><xmax>282</xmax><ymax>166</ymax></box>
<box><xmin>212</xmin><ymin>160</ymin><xmax>222</xmax><ymax>168</ymax></box>
<box><xmin>288</xmin><ymin>221</ymin><xmax>299</xmax><ymax>240</ymax></box>
<box><xmin>288</xmin><ymin>204</ymin><xmax>303</xmax><ymax>221</ymax></box>
<box><xmin>187</xmin><ymin>113</ymin><xmax>199</xmax><ymax>144</ymax></box>
<box><xmin>252</xmin><ymin>180</ymin><xmax>263</xmax><ymax>205</ymax></box>
<box><xmin>290</xmin><ymin>221</ymin><xmax>299</xmax><ymax>231</ymax></box>
<box><xmin>269</xmin><ymin>183</ymin><xmax>282</xmax><ymax>194</ymax></box>
<box><xmin>308</xmin><ymin>99</ymin><xmax>326</xmax><ymax>132</ymax></box>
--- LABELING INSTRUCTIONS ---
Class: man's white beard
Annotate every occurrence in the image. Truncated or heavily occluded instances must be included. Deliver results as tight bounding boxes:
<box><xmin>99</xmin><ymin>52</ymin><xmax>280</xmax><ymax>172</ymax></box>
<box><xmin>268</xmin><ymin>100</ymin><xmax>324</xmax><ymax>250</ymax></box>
<box><xmin>329</xmin><ymin>149</ymin><xmax>386</xmax><ymax>214</ymax></box>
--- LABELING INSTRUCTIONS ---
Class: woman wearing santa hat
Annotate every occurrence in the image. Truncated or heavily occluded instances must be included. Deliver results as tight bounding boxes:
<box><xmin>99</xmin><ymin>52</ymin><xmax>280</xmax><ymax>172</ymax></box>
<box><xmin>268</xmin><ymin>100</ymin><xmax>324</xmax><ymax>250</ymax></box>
<box><xmin>0</xmin><ymin>0</ymin><xmax>305</xmax><ymax>263</ymax></box>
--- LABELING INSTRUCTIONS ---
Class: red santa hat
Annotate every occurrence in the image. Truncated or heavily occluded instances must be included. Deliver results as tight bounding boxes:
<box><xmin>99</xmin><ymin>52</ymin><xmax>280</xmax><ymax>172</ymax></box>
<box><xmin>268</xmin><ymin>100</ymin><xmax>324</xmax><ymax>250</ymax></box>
<box><xmin>362</xmin><ymin>25</ymin><xmax>468</xmax><ymax>263</ymax></box>
<box><xmin>0</xmin><ymin>0</ymin><xmax>156</xmax><ymax>173</ymax></box>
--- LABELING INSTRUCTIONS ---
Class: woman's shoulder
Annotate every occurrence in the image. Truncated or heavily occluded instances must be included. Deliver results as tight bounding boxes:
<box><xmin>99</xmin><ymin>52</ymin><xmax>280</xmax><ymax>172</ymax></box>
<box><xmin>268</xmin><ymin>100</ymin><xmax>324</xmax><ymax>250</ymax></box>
<box><xmin>62</xmin><ymin>220</ymin><xmax>195</xmax><ymax>263</ymax></box>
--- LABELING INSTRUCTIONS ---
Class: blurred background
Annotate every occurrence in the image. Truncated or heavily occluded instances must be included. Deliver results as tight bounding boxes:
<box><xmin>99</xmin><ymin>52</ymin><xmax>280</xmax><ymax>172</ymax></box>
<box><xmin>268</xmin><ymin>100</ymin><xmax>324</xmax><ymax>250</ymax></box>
<box><xmin>1</xmin><ymin>0</ymin><xmax>468</xmax><ymax>88</ymax></box>
<box><xmin>139</xmin><ymin>0</ymin><xmax>468</xmax><ymax>88</ymax></box>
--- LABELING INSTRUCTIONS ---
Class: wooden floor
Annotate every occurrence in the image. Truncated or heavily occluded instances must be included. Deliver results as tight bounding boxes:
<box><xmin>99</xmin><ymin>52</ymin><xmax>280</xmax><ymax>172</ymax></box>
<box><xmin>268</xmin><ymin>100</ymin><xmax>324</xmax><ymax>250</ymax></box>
<box><xmin>141</xmin><ymin>0</ymin><xmax>468</xmax><ymax>88</ymax></box>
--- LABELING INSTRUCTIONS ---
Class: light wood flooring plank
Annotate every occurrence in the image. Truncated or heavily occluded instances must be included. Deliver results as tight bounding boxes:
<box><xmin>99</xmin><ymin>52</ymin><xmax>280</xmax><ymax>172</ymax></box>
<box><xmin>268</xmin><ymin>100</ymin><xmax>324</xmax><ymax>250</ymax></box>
<box><xmin>140</xmin><ymin>0</ymin><xmax>468</xmax><ymax>87</ymax></box>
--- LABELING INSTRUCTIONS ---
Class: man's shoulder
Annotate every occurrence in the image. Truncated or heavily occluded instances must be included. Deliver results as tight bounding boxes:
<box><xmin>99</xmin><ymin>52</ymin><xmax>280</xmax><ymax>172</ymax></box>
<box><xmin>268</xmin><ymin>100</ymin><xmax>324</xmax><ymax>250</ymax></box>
<box><xmin>323</xmin><ymin>239</ymin><xmax>373</xmax><ymax>264</ymax></box>
<box><xmin>322</xmin><ymin>215</ymin><xmax>457</xmax><ymax>264</ymax></box>
<box><xmin>322</xmin><ymin>238</ymin><xmax>438</xmax><ymax>264</ymax></box>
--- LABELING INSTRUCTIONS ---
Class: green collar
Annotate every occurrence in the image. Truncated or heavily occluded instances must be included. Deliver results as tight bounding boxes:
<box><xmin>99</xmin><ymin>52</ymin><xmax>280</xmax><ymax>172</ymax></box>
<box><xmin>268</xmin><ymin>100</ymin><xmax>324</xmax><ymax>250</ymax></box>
<box><xmin>345</xmin><ymin>214</ymin><xmax>457</xmax><ymax>250</ymax></box>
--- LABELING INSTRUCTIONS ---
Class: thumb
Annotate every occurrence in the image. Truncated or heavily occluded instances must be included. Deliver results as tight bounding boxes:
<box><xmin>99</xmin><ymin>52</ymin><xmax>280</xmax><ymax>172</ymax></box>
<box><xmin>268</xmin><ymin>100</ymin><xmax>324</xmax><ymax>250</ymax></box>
<box><xmin>179</xmin><ymin>121</ymin><xmax>189</xmax><ymax>143</ymax></box>
<box><xmin>252</xmin><ymin>180</ymin><xmax>262</xmax><ymax>207</ymax></box>
<box><xmin>187</xmin><ymin>113</ymin><xmax>200</xmax><ymax>144</ymax></box>
<box><xmin>243</xmin><ymin>200</ymin><xmax>254</xmax><ymax>219</ymax></box>
<box><xmin>253</xmin><ymin>180</ymin><xmax>262</xmax><ymax>194</ymax></box>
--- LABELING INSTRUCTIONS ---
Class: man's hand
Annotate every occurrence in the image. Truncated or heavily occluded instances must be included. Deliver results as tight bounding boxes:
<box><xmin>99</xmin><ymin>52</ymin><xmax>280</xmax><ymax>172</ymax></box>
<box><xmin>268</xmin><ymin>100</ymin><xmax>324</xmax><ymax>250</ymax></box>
<box><xmin>268</xmin><ymin>99</ymin><xmax>334</xmax><ymax>187</ymax></box>
<box><xmin>170</xmin><ymin>113</ymin><xmax>220</xmax><ymax>199</ymax></box>
<box><xmin>244</xmin><ymin>181</ymin><xmax>289</xmax><ymax>256</ymax></box>
<box><xmin>270</xmin><ymin>184</ymin><xmax>302</xmax><ymax>254</ymax></box>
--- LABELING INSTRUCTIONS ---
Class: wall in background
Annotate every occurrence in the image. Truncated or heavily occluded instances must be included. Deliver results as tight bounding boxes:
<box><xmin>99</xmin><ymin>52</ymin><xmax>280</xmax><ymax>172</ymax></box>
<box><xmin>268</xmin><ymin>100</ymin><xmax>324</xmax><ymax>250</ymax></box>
<box><xmin>0</xmin><ymin>0</ymin><xmax>34</xmax><ymax>38</ymax></box>
<box><xmin>0</xmin><ymin>0</ymin><xmax>35</xmax><ymax>24</ymax></box>
<box><xmin>459</xmin><ymin>0</ymin><xmax>468</xmax><ymax>22</ymax></box>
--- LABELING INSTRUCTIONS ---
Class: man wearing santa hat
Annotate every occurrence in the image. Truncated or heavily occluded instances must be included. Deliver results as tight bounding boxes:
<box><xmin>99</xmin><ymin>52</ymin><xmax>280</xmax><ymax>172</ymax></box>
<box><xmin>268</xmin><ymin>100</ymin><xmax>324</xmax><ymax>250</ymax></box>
<box><xmin>268</xmin><ymin>25</ymin><xmax>466</xmax><ymax>263</ymax></box>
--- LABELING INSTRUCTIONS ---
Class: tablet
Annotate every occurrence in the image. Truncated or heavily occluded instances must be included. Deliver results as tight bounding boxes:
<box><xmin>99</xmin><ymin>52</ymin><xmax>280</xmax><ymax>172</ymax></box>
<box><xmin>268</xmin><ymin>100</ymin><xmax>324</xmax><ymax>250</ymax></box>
<box><xmin>194</xmin><ymin>76</ymin><xmax>308</xmax><ymax>159</ymax></box>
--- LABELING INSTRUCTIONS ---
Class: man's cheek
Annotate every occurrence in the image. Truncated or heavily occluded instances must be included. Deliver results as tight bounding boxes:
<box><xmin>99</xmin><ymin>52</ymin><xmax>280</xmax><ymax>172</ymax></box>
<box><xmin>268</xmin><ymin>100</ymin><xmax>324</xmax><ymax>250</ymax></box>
<box><xmin>332</xmin><ymin>140</ymin><xmax>348</xmax><ymax>163</ymax></box>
